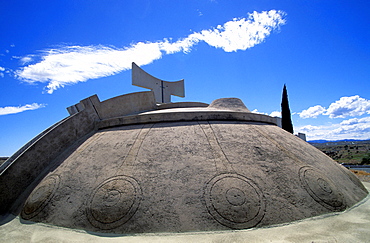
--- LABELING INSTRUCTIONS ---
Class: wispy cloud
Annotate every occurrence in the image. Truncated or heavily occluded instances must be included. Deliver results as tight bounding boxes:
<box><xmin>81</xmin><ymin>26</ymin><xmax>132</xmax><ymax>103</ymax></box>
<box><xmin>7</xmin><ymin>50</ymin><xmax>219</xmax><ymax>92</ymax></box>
<box><xmin>19</xmin><ymin>56</ymin><xmax>34</xmax><ymax>65</ymax></box>
<box><xmin>15</xmin><ymin>10</ymin><xmax>286</xmax><ymax>94</ymax></box>
<box><xmin>296</xmin><ymin>116</ymin><xmax>370</xmax><ymax>141</ymax></box>
<box><xmin>0</xmin><ymin>103</ymin><xmax>45</xmax><ymax>116</ymax></box>
<box><xmin>197</xmin><ymin>10</ymin><xmax>285</xmax><ymax>52</ymax></box>
<box><xmin>299</xmin><ymin>95</ymin><xmax>370</xmax><ymax>119</ymax></box>
<box><xmin>0</xmin><ymin>66</ymin><xmax>5</xmax><ymax>78</ymax></box>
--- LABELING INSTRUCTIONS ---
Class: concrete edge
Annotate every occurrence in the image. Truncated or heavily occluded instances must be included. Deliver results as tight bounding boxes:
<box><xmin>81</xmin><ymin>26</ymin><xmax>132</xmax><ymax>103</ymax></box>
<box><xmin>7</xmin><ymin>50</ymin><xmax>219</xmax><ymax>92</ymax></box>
<box><xmin>97</xmin><ymin>110</ymin><xmax>279</xmax><ymax>130</ymax></box>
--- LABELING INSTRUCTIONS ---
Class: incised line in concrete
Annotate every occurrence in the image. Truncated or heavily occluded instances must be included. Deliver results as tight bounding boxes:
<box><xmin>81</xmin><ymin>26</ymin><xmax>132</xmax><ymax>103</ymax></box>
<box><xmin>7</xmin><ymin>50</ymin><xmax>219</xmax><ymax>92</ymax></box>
<box><xmin>198</xmin><ymin>121</ymin><xmax>235</xmax><ymax>174</ymax></box>
<box><xmin>116</xmin><ymin>123</ymin><xmax>154</xmax><ymax>174</ymax></box>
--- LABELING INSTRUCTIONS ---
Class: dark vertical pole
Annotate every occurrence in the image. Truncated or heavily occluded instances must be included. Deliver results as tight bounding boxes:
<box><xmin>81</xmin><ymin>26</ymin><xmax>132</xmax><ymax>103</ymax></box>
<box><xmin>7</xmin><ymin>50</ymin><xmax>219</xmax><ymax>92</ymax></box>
<box><xmin>161</xmin><ymin>80</ymin><xmax>164</xmax><ymax>103</ymax></box>
<box><xmin>281</xmin><ymin>84</ymin><xmax>294</xmax><ymax>133</ymax></box>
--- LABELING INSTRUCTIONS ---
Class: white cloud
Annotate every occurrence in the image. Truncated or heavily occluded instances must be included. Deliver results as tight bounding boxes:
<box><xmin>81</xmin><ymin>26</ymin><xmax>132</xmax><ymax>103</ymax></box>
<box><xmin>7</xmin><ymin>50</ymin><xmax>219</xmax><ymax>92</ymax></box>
<box><xmin>0</xmin><ymin>66</ymin><xmax>5</xmax><ymax>78</ymax></box>
<box><xmin>336</xmin><ymin>117</ymin><xmax>370</xmax><ymax>134</ymax></box>
<box><xmin>325</xmin><ymin>95</ymin><xmax>370</xmax><ymax>118</ymax></box>
<box><xmin>270</xmin><ymin>111</ymin><xmax>281</xmax><ymax>117</ymax></box>
<box><xmin>20</xmin><ymin>56</ymin><xmax>34</xmax><ymax>65</ymax></box>
<box><xmin>197</xmin><ymin>10</ymin><xmax>285</xmax><ymax>52</ymax></box>
<box><xmin>297</xmin><ymin>96</ymin><xmax>370</xmax><ymax>140</ymax></box>
<box><xmin>251</xmin><ymin>109</ymin><xmax>280</xmax><ymax>117</ymax></box>
<box><xmin>0</xmin><ymin>103</ymin><xmax>45</xmax><ymax>116</ymax></box>
<box><xmin>22</xmin><ymin>43</ymin><xmax>164</xmax><ymax>94</ymax></box>
<box><xmin>299</xmin><ymin>105</ymin><xmax>326</xmax><ymax>118</ymax></box>
<box><xmin>251</xmin><ymin>109</ymin><xmax>268</xmax><ymax>115</ymax></box>
<box><xmin>296</xmin><ymin>116</ymin><xmax>370</xmax><ymax>141</ymax></box>
<box><xmin>340</xmin><ymin>117</ymin><xmax>361</xmax><ymax>126</ymax></box>
<box><xmin>299</xmin><ymin>95</ymin><xmax>370</xmax><ymax>119</ymax></box>
<box><xmin>15</xmin><ymin>10</ymin><xmax>286</xmax><ymax>93</ymax></box>
<box><xmin>298</xmin><ymin>124</ymin><xmax>322</xmax><ymax>133</ymax></box>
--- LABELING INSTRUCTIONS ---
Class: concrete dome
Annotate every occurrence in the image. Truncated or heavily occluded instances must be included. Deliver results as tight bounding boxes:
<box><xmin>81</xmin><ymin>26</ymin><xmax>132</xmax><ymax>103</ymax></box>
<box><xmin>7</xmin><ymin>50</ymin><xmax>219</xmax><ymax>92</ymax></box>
<box><xmin>0</xmin><ymin>91</ymin><xmax>367</xmax><ymax>234</ymax></box>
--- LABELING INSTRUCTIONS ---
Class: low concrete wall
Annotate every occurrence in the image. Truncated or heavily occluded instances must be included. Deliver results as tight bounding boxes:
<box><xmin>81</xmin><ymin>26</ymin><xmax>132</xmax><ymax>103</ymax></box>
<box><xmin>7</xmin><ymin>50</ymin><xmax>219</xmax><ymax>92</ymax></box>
<box><xmin>97</xmin><ymin>110</ymin><xmax>279</xmax><ymax>130</ymax></box>
<box><xmin>157</xmin><ymin>102</ymin><xmax>209</xmax><ymax>110</ymax></box>
<box><xmin>92</xmin><ymin>91</ymin><xmax>156</xmax><ymax>120</ymax></box>
<box><xmin>0</xmin><ymin>97</ymin><xmax>100</xmax><ymax>216</ymax></box>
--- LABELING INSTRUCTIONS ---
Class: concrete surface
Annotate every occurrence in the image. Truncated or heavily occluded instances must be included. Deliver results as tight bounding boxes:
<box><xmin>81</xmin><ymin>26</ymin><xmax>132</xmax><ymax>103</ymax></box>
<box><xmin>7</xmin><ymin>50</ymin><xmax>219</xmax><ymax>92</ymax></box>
<box><xmin>92</xmin><ymin>91</ymin><xmax>157</xmax><ymax>119</ymax></box>
<box><xmin>132</xmin><ymin>62</ymin><xmax>184</xmax><ymax>103</ymax></box>
<box><xmin>97</xmin><ymin>106</ymin><xmax>278</xmax><ymax>129</ymax></box>
<box><xmin>17</xmin><ymin>120</ymin><xmax>367</xmax><ymax>234</ymax></box>
<box><xmin>1</xmin><ymin>182</ymin><xmax>369</xmax><ymax>243</ymax></box>
<box><xmin>208</xmin><ymin>98</ymin><xmax>250</xmax><ymax>112</ymax></box>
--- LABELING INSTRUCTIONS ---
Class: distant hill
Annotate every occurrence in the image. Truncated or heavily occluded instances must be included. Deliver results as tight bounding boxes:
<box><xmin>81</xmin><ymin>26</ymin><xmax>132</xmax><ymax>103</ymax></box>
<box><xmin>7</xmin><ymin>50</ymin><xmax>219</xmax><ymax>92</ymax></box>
<box><xmin>309</xmin><ymin>140</ymin><xmax>370</xmax><ymax>165</ymax></box>
<box><xmin>308</xmin><ymin>140</ymin><xmax>330</xmax><ymax>144</ymax></box>
<box><xmin>308</xmin><ymin>139</ymin><xmax>370</xmax><ymax>144</ymax></box>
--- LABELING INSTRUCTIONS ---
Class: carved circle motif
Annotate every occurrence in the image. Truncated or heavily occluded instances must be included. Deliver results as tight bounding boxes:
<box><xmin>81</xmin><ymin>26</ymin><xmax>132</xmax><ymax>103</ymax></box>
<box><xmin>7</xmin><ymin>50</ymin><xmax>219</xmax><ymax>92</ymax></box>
<box><xmin>299</xmin><ymin>166</ymin><xmax>345</xmax><ymax>211</ymax></box>
<box><xmin>22</xmin><ymin>174</ymin><xmax>60</xmax><ymax>219</ymax></box>
<box><xmin>86</xmin><ymin>175</ymin><xmax>142</xmax><ymax>230</ymax></box>
<box><xmin>205</xmin><ymin>174</ymin><xmax>265</xmax><ymax>229</ymax></box>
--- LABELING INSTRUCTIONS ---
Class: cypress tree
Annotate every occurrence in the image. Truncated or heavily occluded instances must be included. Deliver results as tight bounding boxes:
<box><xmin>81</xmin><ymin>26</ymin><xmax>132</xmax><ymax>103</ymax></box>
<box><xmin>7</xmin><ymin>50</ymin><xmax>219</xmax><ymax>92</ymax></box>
<box><xmin>281</xmin><ymin>84</ymin><xmax>294</xmax><ymax>133</ymax></box>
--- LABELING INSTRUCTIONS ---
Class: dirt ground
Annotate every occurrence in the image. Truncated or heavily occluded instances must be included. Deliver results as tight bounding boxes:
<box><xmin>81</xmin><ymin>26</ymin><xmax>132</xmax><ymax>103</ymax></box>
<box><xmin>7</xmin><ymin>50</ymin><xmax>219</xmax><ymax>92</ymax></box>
<box><xmin>351</xmin><ymin>169</ymin><xmax>370</xmax><ymax>183</ymax></box>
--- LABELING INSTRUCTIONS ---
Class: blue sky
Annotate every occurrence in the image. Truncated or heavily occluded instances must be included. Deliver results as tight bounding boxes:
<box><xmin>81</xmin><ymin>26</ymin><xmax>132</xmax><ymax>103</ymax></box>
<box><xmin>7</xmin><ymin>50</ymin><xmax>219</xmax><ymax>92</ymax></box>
<box><xmin>1</xmin><ymin>0</ymin><xmax>370</xmax><ymax>156</ymax></box>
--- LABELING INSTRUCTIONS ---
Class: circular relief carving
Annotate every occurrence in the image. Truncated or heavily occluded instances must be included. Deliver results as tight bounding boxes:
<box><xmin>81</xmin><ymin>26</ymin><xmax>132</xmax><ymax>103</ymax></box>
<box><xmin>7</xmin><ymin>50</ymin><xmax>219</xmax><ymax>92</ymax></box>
<box><xmin>226</xmin><ymin>188</ymin><xmax>246</xmax><ymax>206</ymax></box>
<box><xmin>86</xmin><ymin>175</ymin><xmax>142</xmax><ymax>230</ymax></box>
<box><xmin>22</xmin><ymin>174</ymin><xmax>60</xmax><ymax>219</ymax></box>
<box><xmin>205</xmin><ymin>174</ymin><xmax>265</xmax><ymax>229</ymax></box>
<box><xmin>299</xmin><ymin>166</ymin><xmax>345</xmax><ymax>211</ymax></box>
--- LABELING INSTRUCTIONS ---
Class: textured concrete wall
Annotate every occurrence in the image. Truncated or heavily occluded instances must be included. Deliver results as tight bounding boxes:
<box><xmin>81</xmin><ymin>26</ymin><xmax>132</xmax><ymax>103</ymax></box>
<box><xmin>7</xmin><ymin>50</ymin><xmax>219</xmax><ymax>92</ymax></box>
<box><xmin>0</xmin><ymin>96</ymin><xmax>100</xmax><ymax>216</ymax></box>
<box><xmin>208</xmin><ymin>98</ymin><xmax>250</xmax><ymax>112</ymax></box>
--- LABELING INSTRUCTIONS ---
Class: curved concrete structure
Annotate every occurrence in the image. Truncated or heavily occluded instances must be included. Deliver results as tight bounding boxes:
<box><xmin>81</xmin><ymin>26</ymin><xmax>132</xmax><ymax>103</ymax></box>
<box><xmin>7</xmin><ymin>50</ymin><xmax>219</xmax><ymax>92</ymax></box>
<box><xmin>1</xmin><ymin>184</ymin><xmax>369</xmax><ymax>242</ymax></box>
<box><xmin>0</xmin><ymin>91</ymin><xmax>368</xmax><ymax>235</ymax></box>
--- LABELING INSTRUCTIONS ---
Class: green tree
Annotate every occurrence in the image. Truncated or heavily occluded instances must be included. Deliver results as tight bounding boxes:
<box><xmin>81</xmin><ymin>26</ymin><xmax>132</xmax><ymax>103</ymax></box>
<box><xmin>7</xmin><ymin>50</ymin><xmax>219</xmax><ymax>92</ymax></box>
<box><xmin>281</xmin><ymin>84</ymin><xmax>294</xmax><ymax>134</ymax></box>
<box><xmin>361</xmin><ymin>153</ymin><xmax>370</xmax><ymax>165</ymax></box>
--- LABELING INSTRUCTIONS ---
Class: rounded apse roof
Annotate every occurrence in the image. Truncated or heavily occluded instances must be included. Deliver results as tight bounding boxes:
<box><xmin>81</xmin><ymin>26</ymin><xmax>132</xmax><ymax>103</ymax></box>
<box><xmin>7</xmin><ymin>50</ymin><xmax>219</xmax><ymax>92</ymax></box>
<box><xmin>16</xmin><ymin>96</ymin><xmax>368</xmax><ymax>234</ymax></box>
